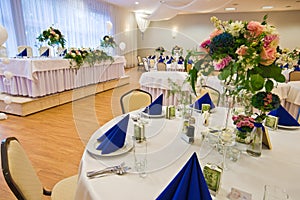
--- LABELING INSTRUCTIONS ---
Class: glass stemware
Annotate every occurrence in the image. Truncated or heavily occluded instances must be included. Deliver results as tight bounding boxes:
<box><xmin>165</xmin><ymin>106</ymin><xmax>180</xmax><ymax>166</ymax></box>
<box><xmin>219</xmin><ymin>129</ymin><xmax>235</xmax><ymax>170</ymax></box>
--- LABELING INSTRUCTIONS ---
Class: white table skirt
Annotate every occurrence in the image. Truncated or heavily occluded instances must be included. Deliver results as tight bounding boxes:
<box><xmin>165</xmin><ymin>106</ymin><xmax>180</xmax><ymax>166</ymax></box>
<box><xmin>75</xmin><ymin>107</ymin><xmax>300</xmax><ymax>200</ymax></box>
<box><xmin>139</xmin><ymin>71</ymin><xmax>192</xmax><ymax>105</ymax></box>
<box><xmin>0</xmin><ymin>56</ymin><xmax>126</xmax><ymax>97</ymax></box>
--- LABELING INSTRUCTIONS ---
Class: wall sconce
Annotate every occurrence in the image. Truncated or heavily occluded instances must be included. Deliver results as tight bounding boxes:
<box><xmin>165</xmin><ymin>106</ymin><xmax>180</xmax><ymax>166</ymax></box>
<box><xmin>172</xmin><ymin>27</ymin><xmax>177</xmax><ymax>39</ymax></box>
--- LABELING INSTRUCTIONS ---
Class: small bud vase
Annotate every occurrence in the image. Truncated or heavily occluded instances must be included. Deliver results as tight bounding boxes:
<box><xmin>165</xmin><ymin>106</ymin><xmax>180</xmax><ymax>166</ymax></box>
<box><xmin>246</xmin><ymin>122</ymin><xmax>263</xmax><ymax>157</ymax></box>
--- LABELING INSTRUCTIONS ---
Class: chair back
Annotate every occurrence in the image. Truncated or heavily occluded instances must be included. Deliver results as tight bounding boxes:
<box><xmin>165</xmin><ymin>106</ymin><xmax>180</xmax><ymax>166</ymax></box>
<box><xmin>39</xmin><ymin>46</ymin><xmax>50</xmax><ymax>56</ymax></box>
<box><xmin>149</xmin><ymin>59</ymin><xmax>156</xmax><ymax>68</ymax></box>
<box><xmin>137</xmin><ymin>56</ymin><xmax>143</xmax><ymax>65</ymax></box>
<box><xmin>120</xmin><ymin>89</ymin><xmax>152</xmax><ymax>114</ymax></box>
<box><xmin>198</xmin><ymin>85</ymin><xmax>221</xmax><ymax>106</ymax></box>
<box><xmin>0</xmin><ymin>45</ymin><xmax>7</xmax><ymax>57</ymax></box>
<box><xmin>289</xmin><ymin>71</ymin><xmax>300</xmax><ymax>81</ymax></box>
<box><xmin>17</xmin><ymin>46</ymin><xmax>33</xmax><ymax>57</ymax></box>
<box><xmin>1</xmin><ymin>137</ymin><xmax>43</xmax><ymax>200</ymax></box>
<box><xmin>157</xmin><ymin>62</ymin><xmax>166</xmax><ymax>71</ymax></box>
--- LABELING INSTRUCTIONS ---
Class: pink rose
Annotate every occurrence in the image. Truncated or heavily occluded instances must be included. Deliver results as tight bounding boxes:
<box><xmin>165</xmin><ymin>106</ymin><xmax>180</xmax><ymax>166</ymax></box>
<box><xmin>200</xmin><ymin>39</ymin><xmax>211</xmax><ymax>52</ymax></box>
<box><xmin>236</xmin><ymin>45</ymin><xmax>248</xmax><ymax>56</ymax></box>
<box><xmin>260</xmin><ymin>47</ymin><xmax>277</xmax><ymax>66</ymax></box>
<box><xmin>209</xmin><ymin>29</ymin><xmax>223</xmax><ymax>40</ymax></box>
<box><xmin>263</xmin><ymin>34</ymin><xmax>279</xmax><ymax>48</ymax></box>
<box><xmin>247</xmin><ymin>21</ymin><xmax>264</xmax><ymax>38</ymax></box>
<box><xmin>213</xmin><ymin>56</ymin><xmax>232</xmax><ymax>71</ymax></box>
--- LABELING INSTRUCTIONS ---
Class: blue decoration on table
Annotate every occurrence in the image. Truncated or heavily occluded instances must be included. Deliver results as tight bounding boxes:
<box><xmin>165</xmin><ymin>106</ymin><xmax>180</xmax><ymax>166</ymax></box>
<box><xmin>59</xmin><ymin>49</ymin><xmax>67</xmax><ymax>56</ymax></box>
<box><xmin>148</xmin><ymin>55</ymin><xmax>152</xmax><ymax>59</ymax></box>
<box><xmin>40</xmin><ymin>49</ymin><xmax>50</xmax><ymax>57</ymax></box>
<box><xmin>268</xmin><ymin>105</ymin><xmax>300</xmax><ymax>126</ymax></box>
<box><xmin>152</xmin><ymin>55</ymin><xmax>156</xmax><ymax>59</ymax></box>
<box><xmin>281</xmin><ymin>64</ymin><xmax>289</xmax><ymax>69</ymax></box>
<box><xmin>96</xmin><ymin>114</ymin><xmax>130</xmax><ymax>154</ymax></box>
<box><xmin>298</xmin><ymin>59</ymin><xmax>300</xmax><ymax>65</ymax></box>
<box><xmin>294</xmin><ymin>65</ymin><xmax>300</xmax><ymax>71</ymax></box>
<box><xmin>17</xmin><ymin>48</ymin><xmax>27</xmax><ymax>57</ymax></box>
<box><xmin>192</xmin><ymin>93</ymin><xmax>215</xmax><ymax>110</ymax></box>
<box><xmin>158</xmin><ymin>55</ymin><xmax>165</xmax><ymax>63</ymax></box>
<box><xmin>167</xmin><ymin>57</ymin><xmax>174</xmax><ymax>64</ymax></box>
<box><xmin>156</xmin><ymin>152</ymin><xmax>212</xmax><ymax>200</ymax></box>
<box><xmin>143</xmin><ymin>93</ymin><xmax>163</xmax><ymax>115</ymax></box>
<box><xmin>188</xmin><ymin>59</ymin><xmax>193</xmax><ymax>64</ymax></box>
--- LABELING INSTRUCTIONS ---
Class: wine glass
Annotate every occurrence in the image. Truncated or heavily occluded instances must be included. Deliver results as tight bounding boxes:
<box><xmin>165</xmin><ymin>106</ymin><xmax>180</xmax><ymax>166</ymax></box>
<box><xmin>219</xmin><ymin>129</ymin><xmax>235</xmax><ymax>170</ymax></box>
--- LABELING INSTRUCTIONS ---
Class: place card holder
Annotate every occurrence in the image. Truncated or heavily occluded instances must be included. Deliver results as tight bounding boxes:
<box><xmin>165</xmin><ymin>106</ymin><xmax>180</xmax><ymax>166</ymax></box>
<box><xmin>203</xmin><ymin>163</ymin><xmax>223</xmax><ymax>196</ymax></box>
<box><xmin>265</xmin><ymin>115</ymin><xmax>278</xmax><ymax>130</ymax></box>
<box><xmin>165</xmin><ymin>105</ymin><xmax>176</xmax><ymax>119</ymax></box>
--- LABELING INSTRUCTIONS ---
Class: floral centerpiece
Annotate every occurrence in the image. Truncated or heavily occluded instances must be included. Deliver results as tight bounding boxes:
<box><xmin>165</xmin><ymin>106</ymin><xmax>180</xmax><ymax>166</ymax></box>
<box><xmin>276</xmin><ymin>47</ymin><xmax>300</xmax><ymax>69</ymax></box>
<box><xmin>155</xmin><ymin>46</ymin><xmax>165</xmax><ymax>55</ymax></box>
<box><xmin>100</xmin><ymin>35</ymin><xmax>116</xmax><ymax>48</ymax></box>
<box><xmin>232</xmin><ymin>114</ymin><xmax>255</xmax><ymax>144</ymax></box>
<box><xmin>37</xmin><ymin>26</ymin><xmax>66</xmax><ymax>48</ymax></box>
<box><xmin>64</xmin><ymin>48</ymin><xmax>113</xmax><ymax>70</ymax></box>
<box><xmin>171</xmin><ymin>45</ymin><xmax>183</xmax><ymax>56</ymax></box>
<box><xmin>185</xmin><ymin>15</ymin><xmax>285</xmax><ymax>119</ymax></box>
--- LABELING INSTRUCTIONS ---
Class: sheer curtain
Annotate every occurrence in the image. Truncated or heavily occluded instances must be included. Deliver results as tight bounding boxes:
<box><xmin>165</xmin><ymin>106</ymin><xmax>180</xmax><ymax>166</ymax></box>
<box><xmin>0</xmin><ymin>0</ymin><xmax>115</xmax><ymax>57</ymax></box>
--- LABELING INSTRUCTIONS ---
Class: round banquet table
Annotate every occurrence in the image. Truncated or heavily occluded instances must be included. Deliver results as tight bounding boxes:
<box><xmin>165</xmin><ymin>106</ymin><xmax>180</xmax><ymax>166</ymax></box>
<box><xmin>75</xmin><ymin>107</ymin><xmax>300</xmax><ymax>200</ymax></box>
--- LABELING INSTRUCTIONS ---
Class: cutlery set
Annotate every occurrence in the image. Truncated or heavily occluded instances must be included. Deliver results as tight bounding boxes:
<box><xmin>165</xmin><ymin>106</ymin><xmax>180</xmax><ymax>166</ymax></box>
<box><xmin>86</xmin><ymin>162</ymin><xmax>131</xmax><ymax>178</ymax></box>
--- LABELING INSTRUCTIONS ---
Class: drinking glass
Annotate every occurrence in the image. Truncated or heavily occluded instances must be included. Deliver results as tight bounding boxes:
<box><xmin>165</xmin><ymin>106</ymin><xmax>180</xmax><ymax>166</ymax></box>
<box><xmin>133</xmin><ymin>137</ymin><xmax>147</xmax><ymax>178</ymax></box>
<box><xmin>219</xmin><ymin>129</ymin><xmax>235</xmax><ymax>170</ymax></box>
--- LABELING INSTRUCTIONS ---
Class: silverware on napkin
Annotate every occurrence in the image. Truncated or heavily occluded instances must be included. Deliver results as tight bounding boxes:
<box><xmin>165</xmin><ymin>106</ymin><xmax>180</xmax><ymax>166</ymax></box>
<box><xmin>86</xmin><ymin>162</ymin><xmax>130</xmax><ymax>178</ymax></box>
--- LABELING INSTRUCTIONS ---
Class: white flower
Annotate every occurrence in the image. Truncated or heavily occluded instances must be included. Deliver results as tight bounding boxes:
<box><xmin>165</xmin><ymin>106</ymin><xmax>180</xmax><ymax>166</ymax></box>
<box><xmin>226</xmin><ymin>21</ymin><xmax>245</xmax><ymax>37</ymax></box>
<box><xmin>264</xmin><ymin>24</ymin><xmax>278</xmax><ymax>35</ymax></box>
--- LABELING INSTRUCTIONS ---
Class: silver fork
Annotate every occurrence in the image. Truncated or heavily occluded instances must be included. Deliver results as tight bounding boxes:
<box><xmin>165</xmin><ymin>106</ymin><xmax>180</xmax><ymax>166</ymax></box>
<box><xmin>86</xmin><ymin>162</ymin><xmax>125</xmax><ymax>178</ymax></box>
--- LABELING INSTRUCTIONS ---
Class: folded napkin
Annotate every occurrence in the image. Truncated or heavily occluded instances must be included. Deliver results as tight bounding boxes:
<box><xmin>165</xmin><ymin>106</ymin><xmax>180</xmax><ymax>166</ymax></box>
<box><xmin>152</xmin><ymin>55</ymin><xmax>156</xmax><ymax>59</ymax></box>
<box><xmin>144</xmin><ymin>93</ymin><xmax>163</xmax><ymax>115</ymax></box>
<box><xmin>167</xmin><ymin>58</ymin><xmax>174</xmax><ymax>64</ymax></box>
<box><xmin>17</xmin><ymin>48</ymin><xmax>27</xmax><ymax>57</ymax></box>
<box><xmin>96</xmin><ymin>114</ymin><xmax>130</xmax><ymax>154</ymax></box>
<box><xmin>178</xmin><ymin>60</ymin><xmax>183</xmax><ymax>64</ymax></box>
<box><xmin>188</xmin><ymin>59</ymin><xmax>193</xmax><ymax>64</ymax></box>
<box><xmin>268</xmin><ymin>105</ymin><xmax>300</xmax><ymax>126</ymax></box>
<box><xmin>59</xmin><ymin>49</ymin><xmax>67</xmax><ymax>57</ymax></box>
<box><xmin>294</xmin><ymin>66</ymin><xmax>300</xmax><ymax>71</ymax></box>
<box><xmin>193</xmin><ymin>93</ymin><xmax>215</xmax><ymax>110</ymax></box>
<box><xmin>40</xmin><ymin>49</ymin><xmax>49</xmax><ymax>57</ymax></box>
<box><xmin>157</xmin><ymin>152</ymin><xmax>212</xmax><ymax>200</ymax></box>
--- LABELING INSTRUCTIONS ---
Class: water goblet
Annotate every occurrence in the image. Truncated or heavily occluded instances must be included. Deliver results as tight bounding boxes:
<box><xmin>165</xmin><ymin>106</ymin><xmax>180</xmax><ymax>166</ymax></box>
<box><xmin>219</xmin><ymin>129</ymin><xmax>235</xmax><ymax>170</ymax></box>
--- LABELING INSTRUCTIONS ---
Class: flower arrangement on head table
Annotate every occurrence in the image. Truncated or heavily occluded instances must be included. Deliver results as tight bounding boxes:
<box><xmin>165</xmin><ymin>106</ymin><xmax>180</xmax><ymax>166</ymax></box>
<box><xmin>37</xmin><ymin>26</ymin><xmax>66</xmax><ymax>48</ymax></box>
<box><xmin>155</xmin><ymin>46</ymin><xmax>165</xmax><ymax>55</ymax></box>
<box><xmin>185</xmin><ymin>15</ymin><xmax>285</xmax><ymax>122</ymax></box>
<box><xmin>100</xmin><ymin>35</ymin><xmax>116</xmax><ymax>48</ymax></box>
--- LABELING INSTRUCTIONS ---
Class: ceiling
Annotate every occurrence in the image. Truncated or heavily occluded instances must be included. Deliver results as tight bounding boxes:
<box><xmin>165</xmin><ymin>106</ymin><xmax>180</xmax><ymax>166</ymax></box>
<box><xmin>104</xmin><ymin>0</ymin><xmax>300</xmax><ymax>21</ymax></box>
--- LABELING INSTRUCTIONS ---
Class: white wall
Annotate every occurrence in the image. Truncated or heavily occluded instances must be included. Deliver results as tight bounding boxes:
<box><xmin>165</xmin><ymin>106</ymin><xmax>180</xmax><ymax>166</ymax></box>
<box><xmin>137</xmin><ymin>11</ymin><xmax>300</xmax><ymax>57</ymax></box>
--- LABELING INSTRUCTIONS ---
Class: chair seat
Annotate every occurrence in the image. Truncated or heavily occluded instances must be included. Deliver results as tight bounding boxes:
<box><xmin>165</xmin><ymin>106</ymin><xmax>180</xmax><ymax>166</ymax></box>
<box><xmin>51</xmin><ymin>175</ymin><xmax>78</xmax><ymax>200</ymax></box>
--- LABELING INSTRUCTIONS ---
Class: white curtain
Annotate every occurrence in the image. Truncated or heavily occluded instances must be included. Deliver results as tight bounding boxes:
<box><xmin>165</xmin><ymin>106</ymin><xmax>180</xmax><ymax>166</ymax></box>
<box><xmin>0</xmin><ymin>0</ymin><xmax>115</xmax><ymax>57</ymax></box>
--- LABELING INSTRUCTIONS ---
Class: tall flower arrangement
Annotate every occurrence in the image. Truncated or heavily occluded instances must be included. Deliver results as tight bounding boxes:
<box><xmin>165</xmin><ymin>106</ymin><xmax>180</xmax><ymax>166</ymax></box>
<box><xmin>100</xmin><ymin>35</ymin><xmax>116</xmax><ymax>48</ymax></box>
<box><xmin>37</xmin><ymin>26</ymin><xmax>66</xmax><ymax>48</ymax></box>
<box><xmin>185</xmin><ymin>15</ymin><xmax>284</xmax><ymax>122</ymax></box>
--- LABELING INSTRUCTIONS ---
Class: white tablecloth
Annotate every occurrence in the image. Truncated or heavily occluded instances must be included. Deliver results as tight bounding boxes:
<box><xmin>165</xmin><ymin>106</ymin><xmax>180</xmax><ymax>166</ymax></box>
<box><xmin>139</xmin><ymin>71</ymin><xmax>191</xmax><ymax>105</ymax></box>
<box><xmin>75</xmin><ymin>107</ymin><xmax>300</xmax><ymax>200</ymax></box>
<box><xmin>0</xmin><ymin>56</ymin><xmax>126</xmax><ymax>97</ymax></box>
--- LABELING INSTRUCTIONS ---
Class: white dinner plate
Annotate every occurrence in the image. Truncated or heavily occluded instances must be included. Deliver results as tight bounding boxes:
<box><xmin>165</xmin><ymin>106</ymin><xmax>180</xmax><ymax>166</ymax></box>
<box><xmin>141</xmin><ymin>111</ymin><xmax>165</xmax><ymax>118</ymax></box>
<box><xmin>86</xmin><ymin>138</ymin><xmax>133</xmax><ymax>157</ymax></box>
<box><xmin>277</xmin><ymin>125</ymin><xmax>300</xmax><ymax>130</ymax></box>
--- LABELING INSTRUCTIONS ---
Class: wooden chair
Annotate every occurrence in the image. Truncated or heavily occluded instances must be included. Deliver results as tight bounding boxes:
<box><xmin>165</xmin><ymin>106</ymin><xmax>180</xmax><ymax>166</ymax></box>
<box><xmin>1</xmin><ymin>137</ymin><xmax>78</xmax><ymax>200</ymax></box>
<box><xmin>136</xmin><ymin>55</ymin><xmax>144</xmax><ymax>71</ymax></box>
<box><xmin>157</xmin><ymin>62</ymin><xmax>166</xmax><ymax>71</ymax></box>
<box><xmin>198</xmin><ymin>85</ymin><xmax>221</xmax><ymax>106</ymax></box>
<box><xmin>17</xmin><ymin>46</ymin><xmax>33</xmax><ymax>57</ymax></box>
<box><xmin>289</xmin><ymin>71</ymin><xmax>300</xmax><ymax>81</ymax></box>
<box><xmin>120</xmin><ymin>89</ymin><xmax>152</xmax><ymax>114</ymax></box>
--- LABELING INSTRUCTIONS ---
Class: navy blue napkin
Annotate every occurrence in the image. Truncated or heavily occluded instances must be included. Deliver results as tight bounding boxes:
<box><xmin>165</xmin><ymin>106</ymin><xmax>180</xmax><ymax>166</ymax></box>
<box><xmin>144</xmin><ymin>93</ymin><xmax>163</xmax><ymax>115</ymax></box>
<box><xmin>188</xmin><ymin>59</ymin><xmax>193</xmax><ymax>64</ymax></box>
<box><xmin>40</xmin><ymin>48</ymin><xmax>49</xmax><ymax>57</ymax></box>
<box><xmin>17</xmin><ymin>48</ymin><xmax>27</xmax><ymax>57</ymax></box>
<box><xmin>156</xmin><ymin>152</ymin><xmax>212</xmax><ymax>200</ymax></box>
<box><xmin>268</xmin><ymin>105</ymin><xmax>300</xmax><ymax>126</ymax></box>
<box><xmin>158</xmin><ymin>55</ymin><xmax>165</xmax><ymax>63</ymax></box>
<box><xmin>167</xmin><ymin>57</ymin><xmax>174</xmax><ymax>64</ymax></box>
<box><xmin>193</xmin><ymin>93</ymin><xmax>215</xmax><ymax>110</ymax></box>
<box><xmin>294</xmin><ymin>66</ymin><xmax>300</xmax><ymax>71</ymax></box>
<box><xmin>96</xmin><ymin>114</ymin><xmax>130</xmax><ymax>154</ymax></box>
<box><xmin>59</xmin><ymin>49</ymin><xmax>67</xmax><ymax>56</ymax></box>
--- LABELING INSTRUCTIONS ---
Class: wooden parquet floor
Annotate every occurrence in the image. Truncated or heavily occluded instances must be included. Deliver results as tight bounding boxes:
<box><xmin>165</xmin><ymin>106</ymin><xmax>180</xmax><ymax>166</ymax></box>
<box><xmin>0</xmin><ymin>67</ymin><xmax>143</xmax><ymax>200</ymax></box>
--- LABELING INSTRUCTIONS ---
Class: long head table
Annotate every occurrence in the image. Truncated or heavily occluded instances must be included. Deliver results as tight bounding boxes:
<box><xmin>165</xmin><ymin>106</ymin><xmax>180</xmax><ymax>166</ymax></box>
<box><xmin>75</xmin><ymin>107</ymin><xmax>300</xmax><ymax>199</ymax></box>
<box><xmin>0</xmin><ymin>56</ymin><xmax>126</xmax><ymax>97</ymax></box>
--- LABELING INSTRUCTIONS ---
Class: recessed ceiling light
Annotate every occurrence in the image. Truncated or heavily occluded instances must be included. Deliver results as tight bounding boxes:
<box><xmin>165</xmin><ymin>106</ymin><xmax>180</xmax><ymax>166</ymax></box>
<box><xmin>262</xmin><ymin>5</ymin><xmax>273</xmax><ymax>9</ymax></box>
<box><xmin>225</xmin><ymin>7</ymin><xmax>236</xmax><ymax>11</ymax></box>
<box><xmin>134</xmin><ymin>1</ymin><xmax>139</xmax><ymax>5</ymax></box>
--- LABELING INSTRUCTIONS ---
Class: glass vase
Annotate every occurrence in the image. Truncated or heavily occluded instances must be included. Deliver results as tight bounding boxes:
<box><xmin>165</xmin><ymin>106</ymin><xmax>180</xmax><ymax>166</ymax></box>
<box><xmin>246</xmin><ymin>122</ymin><xmax>263</xmax><ymax>157</ymax></box>
<box><xmin>235</xmin><ymin>129</ymin><xmax>251</xmax><ymax>152</ymax></box>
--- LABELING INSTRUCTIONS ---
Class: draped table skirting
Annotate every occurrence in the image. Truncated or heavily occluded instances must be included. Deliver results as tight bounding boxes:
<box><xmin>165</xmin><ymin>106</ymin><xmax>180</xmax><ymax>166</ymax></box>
<box><xmin>0</xmin><ymin>56</ymin><xmax>126</xmax><ymax>97</ymax></box>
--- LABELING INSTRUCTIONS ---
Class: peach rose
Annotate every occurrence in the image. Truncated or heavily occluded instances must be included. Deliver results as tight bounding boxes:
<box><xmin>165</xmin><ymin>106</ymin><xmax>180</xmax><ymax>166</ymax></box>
<box><xmin>247</xmin><ymin>21</ymin><xmax>264</xmax><ymax>38</ymax></box>
<box><xmin>260</xmin><ymin>47</ymin><xmax>277</xmax><ymax>66</ymax></box>
<box><xmin>209</xmin><ymin>29</ymin><xmax>223</xmax><ymax>40</ymax></box>
<box><xmin>236</xmin><ymin>45</ymin><xmax>248</xmax><ymax>56</ymax></box>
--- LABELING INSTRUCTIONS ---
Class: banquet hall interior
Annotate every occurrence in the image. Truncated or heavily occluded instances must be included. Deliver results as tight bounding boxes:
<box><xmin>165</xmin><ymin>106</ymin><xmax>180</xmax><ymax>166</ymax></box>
<box><xmin>0</xmin><ymin>0</ymin><xmax>300</xmax><ymax>199</ymax></box>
